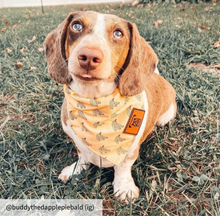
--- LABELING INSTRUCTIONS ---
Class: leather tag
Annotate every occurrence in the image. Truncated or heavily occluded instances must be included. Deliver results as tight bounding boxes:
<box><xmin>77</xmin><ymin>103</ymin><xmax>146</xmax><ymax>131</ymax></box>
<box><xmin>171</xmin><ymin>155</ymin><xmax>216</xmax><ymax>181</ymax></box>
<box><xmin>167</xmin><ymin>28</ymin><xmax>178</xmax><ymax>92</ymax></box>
<box><xmin>123</xmin><ymin>108</ymin><xmax>145</xmax><ymax>135</ymax></box>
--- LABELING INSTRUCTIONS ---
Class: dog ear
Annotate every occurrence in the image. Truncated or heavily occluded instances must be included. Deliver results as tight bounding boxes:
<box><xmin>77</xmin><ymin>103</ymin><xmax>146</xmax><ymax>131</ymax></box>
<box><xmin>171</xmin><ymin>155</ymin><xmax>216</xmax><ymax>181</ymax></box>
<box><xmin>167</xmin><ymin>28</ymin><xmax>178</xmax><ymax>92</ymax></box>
<box><xmin>43</xmin><ymin>13</ymin><xmax>75</xmax><ymax>84</ymax></box>
<box><xmin>119</xmin><ymin>22</ymin><xmax>158</xmax><ymax>96</ymax></box>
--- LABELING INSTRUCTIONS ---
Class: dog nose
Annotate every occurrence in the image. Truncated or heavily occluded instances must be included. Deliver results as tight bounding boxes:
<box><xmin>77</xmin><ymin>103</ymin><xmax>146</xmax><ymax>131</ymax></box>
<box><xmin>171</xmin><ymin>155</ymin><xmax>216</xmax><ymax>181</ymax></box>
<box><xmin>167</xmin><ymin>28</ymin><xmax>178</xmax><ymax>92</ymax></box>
<box><xmin>78</xmin><ymin>48</ymin><xmax>103</xmax><ymax>70</ymax></box>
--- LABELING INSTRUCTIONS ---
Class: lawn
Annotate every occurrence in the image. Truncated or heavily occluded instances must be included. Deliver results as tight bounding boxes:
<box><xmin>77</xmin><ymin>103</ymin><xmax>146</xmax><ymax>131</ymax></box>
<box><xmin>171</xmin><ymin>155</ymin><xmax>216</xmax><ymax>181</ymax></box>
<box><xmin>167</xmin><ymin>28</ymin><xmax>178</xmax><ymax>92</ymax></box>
<box><xmin>0</xmin><ymin>1</ymin><xmax>220</xmax><ymax>215</ymax></box>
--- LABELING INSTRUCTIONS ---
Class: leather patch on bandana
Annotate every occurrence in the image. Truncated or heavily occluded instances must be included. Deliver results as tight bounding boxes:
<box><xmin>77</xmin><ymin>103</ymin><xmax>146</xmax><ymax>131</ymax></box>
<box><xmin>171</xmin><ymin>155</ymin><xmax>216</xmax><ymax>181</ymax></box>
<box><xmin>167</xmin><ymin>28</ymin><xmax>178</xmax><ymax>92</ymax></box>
<box><xmin>123</xmin><ymin>108</ymin><xmax>145</xmax><ymax>135</ymax></box>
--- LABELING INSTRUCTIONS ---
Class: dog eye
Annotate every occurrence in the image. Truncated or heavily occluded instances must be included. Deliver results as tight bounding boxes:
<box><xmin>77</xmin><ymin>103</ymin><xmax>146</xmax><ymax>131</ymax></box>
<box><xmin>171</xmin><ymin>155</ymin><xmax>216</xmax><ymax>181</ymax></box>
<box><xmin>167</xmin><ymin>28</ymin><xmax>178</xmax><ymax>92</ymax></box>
<box><xmin>72</xmin><ymin>23</ymin><xmax>83</xmax><ymax>32</ymax></box>
<box><xmin>113</xmin><ymin>30</ymin><xmax>123</xmax><ymax>39</ymax></box>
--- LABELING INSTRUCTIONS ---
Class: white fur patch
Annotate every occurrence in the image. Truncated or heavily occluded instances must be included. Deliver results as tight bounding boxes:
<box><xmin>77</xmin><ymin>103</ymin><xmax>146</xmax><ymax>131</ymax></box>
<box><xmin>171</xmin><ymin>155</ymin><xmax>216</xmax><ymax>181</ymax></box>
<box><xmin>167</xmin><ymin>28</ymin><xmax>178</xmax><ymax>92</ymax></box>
<box><xmin>155</xmin><ymin>68</ymin><xmax>159</xmax><ymax>75</ymax></box>
<box><xmin>93</xmin><ymin>13</ymin><xmax>106</xmax><ymax>38</ymax></box>
<box><xmin>69</xmin><ymin>79</ymin><xmax>117</xmax><ymax>98</ymax></box>
<box><xmin>157</xmin><ymin>103</ymin><xmax>175</xmax><ymax>126</ymax></box>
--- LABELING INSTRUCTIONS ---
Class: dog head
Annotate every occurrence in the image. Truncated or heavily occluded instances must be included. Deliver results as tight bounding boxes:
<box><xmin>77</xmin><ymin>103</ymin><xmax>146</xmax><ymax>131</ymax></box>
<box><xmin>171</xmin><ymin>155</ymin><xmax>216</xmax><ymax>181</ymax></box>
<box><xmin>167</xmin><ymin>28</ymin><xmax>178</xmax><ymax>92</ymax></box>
<box><xmin>44</xmin><ymin>11</ymin><xmax>158</xmax><ymax>97</ymax></box>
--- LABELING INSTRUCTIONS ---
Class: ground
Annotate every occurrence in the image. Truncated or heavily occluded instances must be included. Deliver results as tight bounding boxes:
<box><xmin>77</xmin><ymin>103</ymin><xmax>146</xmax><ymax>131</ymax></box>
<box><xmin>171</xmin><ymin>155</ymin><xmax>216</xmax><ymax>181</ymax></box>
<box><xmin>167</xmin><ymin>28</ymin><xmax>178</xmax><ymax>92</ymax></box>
<box><xmin>0</xmin><ymin>2</ymin><xmax>220</xmax><ymax>215</ymax></box>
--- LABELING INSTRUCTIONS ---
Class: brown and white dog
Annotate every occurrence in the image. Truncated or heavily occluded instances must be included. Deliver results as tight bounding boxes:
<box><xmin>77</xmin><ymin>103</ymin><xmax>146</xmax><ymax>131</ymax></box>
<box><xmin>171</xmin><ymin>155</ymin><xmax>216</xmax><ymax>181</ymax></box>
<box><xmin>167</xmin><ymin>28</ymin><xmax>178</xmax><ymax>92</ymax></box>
<box><xmin>44</xmin><ymin>11</ymin><xmax>176</xmax><ymax>201</ymax></box>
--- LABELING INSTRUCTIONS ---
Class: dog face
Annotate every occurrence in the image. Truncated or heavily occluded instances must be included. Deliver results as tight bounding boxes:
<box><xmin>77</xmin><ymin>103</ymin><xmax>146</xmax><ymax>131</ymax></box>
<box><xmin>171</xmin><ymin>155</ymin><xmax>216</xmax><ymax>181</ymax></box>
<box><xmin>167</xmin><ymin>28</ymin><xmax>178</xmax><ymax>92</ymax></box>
<box><xmin>44</xmin><ymin>11</ymin><xmax>158</xmax><ymax>96</ymax></box>
<box><xmin>65</xmin><ymin>12</ymin><xmax>131</xmax><ymax>85</ymax></box>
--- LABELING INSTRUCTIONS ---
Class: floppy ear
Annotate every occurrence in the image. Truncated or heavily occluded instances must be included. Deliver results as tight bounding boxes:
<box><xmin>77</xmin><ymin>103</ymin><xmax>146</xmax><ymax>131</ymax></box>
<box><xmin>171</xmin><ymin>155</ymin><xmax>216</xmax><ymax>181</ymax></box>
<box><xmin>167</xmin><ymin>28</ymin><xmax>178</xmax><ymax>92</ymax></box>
<box><xmin>43</xmin><ymin>13</ymin><xmax>75</xmax><ymax>84</ymax></box>
<box><xmin>119</xmin><ymin>22</ymin><xmax>158</xmax><ymax>96</ymax></box>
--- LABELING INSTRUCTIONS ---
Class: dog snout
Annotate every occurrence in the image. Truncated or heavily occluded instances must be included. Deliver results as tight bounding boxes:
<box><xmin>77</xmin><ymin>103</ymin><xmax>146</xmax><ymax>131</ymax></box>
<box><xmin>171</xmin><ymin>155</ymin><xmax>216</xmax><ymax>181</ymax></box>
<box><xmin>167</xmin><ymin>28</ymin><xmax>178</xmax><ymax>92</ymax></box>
<box><xmin>78</xmin><ymin>48</ymin><xmax>103</xmax><ymax>70</ymax></box>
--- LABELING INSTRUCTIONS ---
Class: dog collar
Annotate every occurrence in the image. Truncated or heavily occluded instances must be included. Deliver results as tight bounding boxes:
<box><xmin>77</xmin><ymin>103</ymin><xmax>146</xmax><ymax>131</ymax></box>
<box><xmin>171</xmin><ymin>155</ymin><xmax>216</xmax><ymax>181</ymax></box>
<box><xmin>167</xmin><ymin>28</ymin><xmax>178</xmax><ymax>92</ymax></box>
<box><xmin>64</xmin><ymin>84</ymin><xmax>146</xmax><ymax>166</ymax></box>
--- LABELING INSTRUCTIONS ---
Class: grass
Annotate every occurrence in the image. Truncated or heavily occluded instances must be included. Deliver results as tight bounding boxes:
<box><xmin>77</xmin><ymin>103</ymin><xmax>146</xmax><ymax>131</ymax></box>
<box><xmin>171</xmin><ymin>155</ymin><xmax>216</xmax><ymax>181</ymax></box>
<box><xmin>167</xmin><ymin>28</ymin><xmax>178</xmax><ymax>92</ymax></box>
<box><xmin>0</xmin><ymin>1</ymin><xmax>220</xmax><ymax>215</ymax></box>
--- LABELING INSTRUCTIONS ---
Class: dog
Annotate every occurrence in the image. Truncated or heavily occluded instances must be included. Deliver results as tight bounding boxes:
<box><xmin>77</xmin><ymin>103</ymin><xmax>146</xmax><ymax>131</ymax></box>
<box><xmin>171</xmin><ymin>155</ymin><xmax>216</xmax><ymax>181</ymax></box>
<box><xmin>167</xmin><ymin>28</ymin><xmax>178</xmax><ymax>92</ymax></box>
<box><xmin>44</xmin><ymin>11</ymin><xmax>176</xmax><ymax>201</ymax></box>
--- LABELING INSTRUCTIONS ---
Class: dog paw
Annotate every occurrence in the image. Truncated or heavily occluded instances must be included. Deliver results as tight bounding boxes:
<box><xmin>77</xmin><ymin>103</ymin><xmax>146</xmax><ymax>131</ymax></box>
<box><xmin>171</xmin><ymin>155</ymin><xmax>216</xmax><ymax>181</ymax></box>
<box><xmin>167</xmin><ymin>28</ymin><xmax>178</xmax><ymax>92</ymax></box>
<box><xmin>58</xmin><ymin>161</ymin><xmax>80</xmax><ymax>183</ymax></box>
<box><xmin>113</xmin><ymin>179</ymin><xmax>139</xmax><ymax>202</ymax></box>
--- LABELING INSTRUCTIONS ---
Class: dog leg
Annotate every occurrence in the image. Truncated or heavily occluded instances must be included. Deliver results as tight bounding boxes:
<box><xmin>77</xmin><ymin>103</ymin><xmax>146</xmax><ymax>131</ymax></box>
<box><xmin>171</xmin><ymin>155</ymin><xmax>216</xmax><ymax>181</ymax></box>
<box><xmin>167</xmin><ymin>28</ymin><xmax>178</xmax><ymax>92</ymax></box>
<box><xmin>58</xmin><ymin>155</ymin><xmax>90</xmax><ymax>183</ymax></box>
<box><xmin>156</xmin><ymin>103</ymin><xmax>176</xmax><ymax>126</ymax></box>
<box><xmin>113</xmin><ymin>159</ymin><xmax>139</xmax><ymax>201</ymax></box>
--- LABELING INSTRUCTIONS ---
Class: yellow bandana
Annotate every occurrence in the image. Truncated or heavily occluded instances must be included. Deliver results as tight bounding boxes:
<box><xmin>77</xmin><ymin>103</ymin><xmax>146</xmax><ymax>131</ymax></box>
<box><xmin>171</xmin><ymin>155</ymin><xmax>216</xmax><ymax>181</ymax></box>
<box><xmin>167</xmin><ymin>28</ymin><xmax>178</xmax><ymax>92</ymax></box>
<box><xmin>64</xmin><ymin>84</ymin><xmax>145</xmax><ymax>166</ymax></box>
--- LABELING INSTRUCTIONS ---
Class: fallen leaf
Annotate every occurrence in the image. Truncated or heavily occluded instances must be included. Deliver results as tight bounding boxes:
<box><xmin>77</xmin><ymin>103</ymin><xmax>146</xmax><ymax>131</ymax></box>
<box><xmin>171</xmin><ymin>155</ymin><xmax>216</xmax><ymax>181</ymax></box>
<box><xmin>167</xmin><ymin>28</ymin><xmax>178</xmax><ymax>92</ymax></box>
<box><xmin>2</xmin><ymin>28</ymin><xmax>7</xmax><ymax>32</ymax></box>
<box><xmin>1</xmin><ymin>18</ymin><xmax>5</xmax><ymax>21</ymax></box>
<box><xmin>153</xmin><ymin>20</ymin><xmax>163</xmax><ymax>27</ymax></box>
<box><xmin>20</xmin><ymin>48</ymin><xmax>28</xmax><ymax>54</ymax></box>
<box><xmin>5</xmin><ymin>21</ymin><xmax>10</xmax><ymax>25</ymax></box>
<box><xmin>189</xmin><ymin>49</ymin><xmax>195</xmax><ymax>54</ymax></box>
<box><xmin>26</xmin><ymin>20</ymin><xmax>30</xmax><ymax>25</ymax></box>
<box><xmin>28</xmin><ymin>67</ymin><xmax>37</xmax><ymax>71</ymax></box>
<box><xmin>28</xmin><ymin>36</ymin><xmax>37</xmax><ymax>43</ymax></box>
<box><xmin>176</xmin><ymin>25</ymin><xmax>181</xmax><ymax>28</ymax></box>
<box><xmin>214</xmin><ymin>41</ymin><xmax>220</xmax><ymax>48</ymax></box>
<box><xmin>6</xmin><ymin>48</ymin><xmax>12</xmax><ymax>53</ymax></box>
<box><xmin>190</xmin><ymin>5</ymin><xmax>195</xmax><ymax>8</ymax></box>
<box><xmin>198</xmin><ymin>28</ymin><xmax>202</xmax><ymax>33</ymax></box>
<box><xmin>83</xmin><ymin>7</ymin><xmax>87</xmax><ymax>11</ymax></box>
<box><xmin>204</xmin><ymin>7</ymin><xmax>212</xmax><ymax>11</ymax></box>
<box><xmin>12</xmin><ymin>24</ymin><xmax>18</xmax><ymax>29</ymax></box>
<box><xmin>193</xmin><ymin>22</ymin><xmax>197</xmax><ymax>26</ymax></box>
<box><xmin>188</xmin><ymin>63</ymin><xmax>220</xmax><ymax>73</ymax></box>
<box><xmin>132</xmin><ymin>0</ymin><xmax>139</xmax><ymax>6</ymax></box>
<box><xmin>212</xmin><ymin>0</ymin><xmax>216</xmax><ymax>2</ymax></box>
<box><xmin>175</xmin><ymin>4</ymin><xmax>182</xmax><ymax>8</ymax></box>
<box><xmin>16</xmin><ymin>62</ymin><xmax>23</xmax><ymax>68</ymax></box>
<box><xmin>180</xmin><ymin>9</ymin><xmax>186</xmax><ymax>11</ymax></box>
<box><xmin>200</xmin><ymin>23</ymin><xmax>210</xmax><ymax>30</ymax></box>
<box><xmin>213</xmin><ymin>63</ymin><xmax>220</xmax><ymax>69</ymax></box>
<box><xmin>38</xmin><ymin>48</ymin><xmax>44</xmax><ymax>52</ymax></box>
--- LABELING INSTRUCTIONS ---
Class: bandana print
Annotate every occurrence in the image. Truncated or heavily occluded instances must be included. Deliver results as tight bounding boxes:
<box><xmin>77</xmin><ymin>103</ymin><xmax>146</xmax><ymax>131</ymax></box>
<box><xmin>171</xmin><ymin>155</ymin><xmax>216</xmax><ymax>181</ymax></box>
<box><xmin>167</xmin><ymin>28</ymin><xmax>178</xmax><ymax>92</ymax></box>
<box><xmin>64</xmin><ymin>84</ymin><xmax>146</xmax><ymax>166</ymax></box>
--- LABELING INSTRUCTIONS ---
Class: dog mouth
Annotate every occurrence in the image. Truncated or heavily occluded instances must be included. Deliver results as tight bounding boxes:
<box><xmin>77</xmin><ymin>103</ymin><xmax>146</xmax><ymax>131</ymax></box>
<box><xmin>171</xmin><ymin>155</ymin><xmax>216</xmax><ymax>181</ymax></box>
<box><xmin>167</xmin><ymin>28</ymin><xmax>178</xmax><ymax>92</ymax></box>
<box><xmin>74</xmin><ymin>74</ymin><xmax>103</xmax><ymax>82</ymax></box>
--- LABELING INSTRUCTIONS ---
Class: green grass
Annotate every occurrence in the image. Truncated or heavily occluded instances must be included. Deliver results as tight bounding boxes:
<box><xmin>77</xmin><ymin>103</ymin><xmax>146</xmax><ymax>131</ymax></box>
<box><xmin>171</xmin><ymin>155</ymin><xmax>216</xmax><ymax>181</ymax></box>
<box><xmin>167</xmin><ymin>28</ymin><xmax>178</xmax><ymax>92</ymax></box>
<box><xmin>0</xmin><ymin>2</ymin><xmax>220</xmax><ymax>215</ymax></box>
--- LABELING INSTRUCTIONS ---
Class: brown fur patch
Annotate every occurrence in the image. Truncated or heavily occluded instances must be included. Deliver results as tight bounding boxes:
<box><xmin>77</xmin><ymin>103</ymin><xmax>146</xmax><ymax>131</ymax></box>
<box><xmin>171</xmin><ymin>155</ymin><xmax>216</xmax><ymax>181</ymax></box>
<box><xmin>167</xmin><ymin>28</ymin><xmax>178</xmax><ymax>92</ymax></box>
<box><xmin>65</xmin><ymin>14</ymin><xmax>98</xmax><ymax>56</ymax></box>
<box><xmin>44</xmin><ymin>13</ymin><xmax>77</xmax><ymax>84</ymax></box>
<box><xmin>139</xmin><ymin>73</ymin><xmax>176</xmax><ymax>144</ymax></box>
<box><xmin>105</xmin><ymin>20</ymin><xmax>131</xmax><ymax>79</ymax></box>
<box><xmin>119</xmin><ymin>23</ymin><xmax>158</xmax><ymax>96</ymax></box>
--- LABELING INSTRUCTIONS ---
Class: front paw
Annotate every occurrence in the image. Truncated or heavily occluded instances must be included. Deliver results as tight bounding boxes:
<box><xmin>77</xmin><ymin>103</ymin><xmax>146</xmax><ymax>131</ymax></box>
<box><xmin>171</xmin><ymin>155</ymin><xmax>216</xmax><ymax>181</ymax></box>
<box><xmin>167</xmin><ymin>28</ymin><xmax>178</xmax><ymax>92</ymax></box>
<box><xmin>58</xmin><ymin>161</ymin><xmax>80</xmax><ymax>183</ymax></box>
<box><xmin>113</xmin><ymin>178</ymin><xmax>139</xmax><ymax>201</ymax></box>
